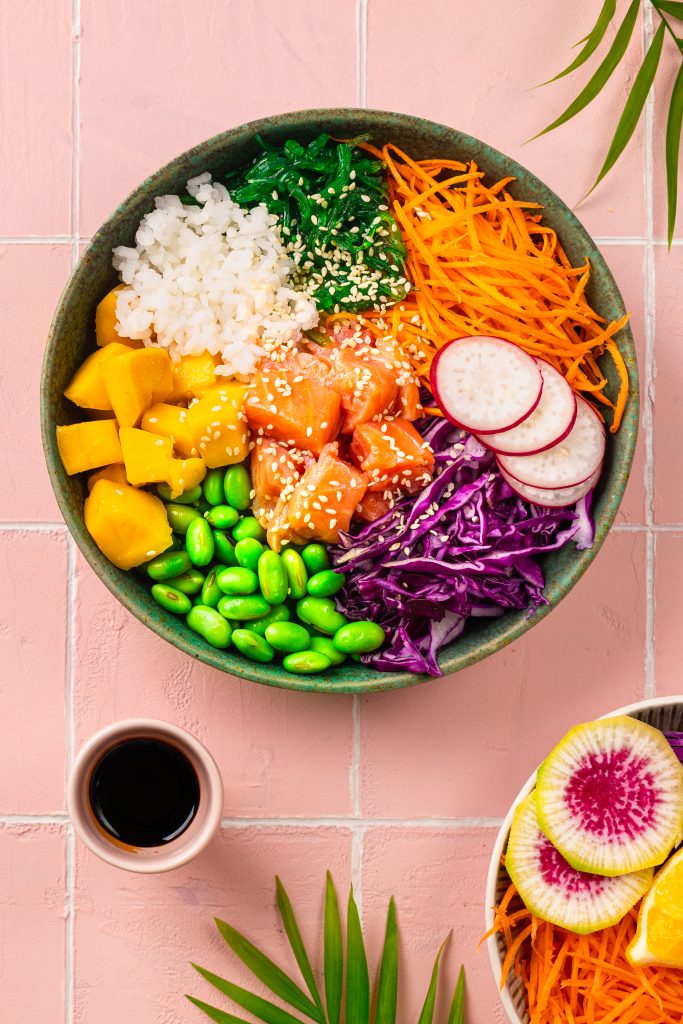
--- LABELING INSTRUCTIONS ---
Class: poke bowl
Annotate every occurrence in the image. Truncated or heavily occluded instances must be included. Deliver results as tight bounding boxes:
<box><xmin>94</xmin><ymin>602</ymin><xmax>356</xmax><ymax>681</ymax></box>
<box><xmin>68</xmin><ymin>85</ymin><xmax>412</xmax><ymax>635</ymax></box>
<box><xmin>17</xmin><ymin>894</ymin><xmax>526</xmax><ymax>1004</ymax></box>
<box><xmin>485</xmin><ymin>696</ymin><xmax>683</xmax><ymax>1024</ymax></box>
<box><xmin>41</xmin><ymin>108</ymin><xmax>639</xmax><ymax>693</ymax></box>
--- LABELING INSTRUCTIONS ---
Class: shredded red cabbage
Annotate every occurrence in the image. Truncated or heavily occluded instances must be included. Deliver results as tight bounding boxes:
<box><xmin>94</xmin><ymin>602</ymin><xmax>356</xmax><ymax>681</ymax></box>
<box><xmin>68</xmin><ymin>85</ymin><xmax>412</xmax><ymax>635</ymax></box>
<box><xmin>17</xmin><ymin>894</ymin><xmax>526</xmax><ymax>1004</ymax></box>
<box><xmin>331</xmin><ymin>418</ymin><xmax>595</xmax><ymax>676</ymax></box>
<box><xmin>665</xmin><ymin>733</ymin><xmax>683</xmax><ymax>764</ymax></box>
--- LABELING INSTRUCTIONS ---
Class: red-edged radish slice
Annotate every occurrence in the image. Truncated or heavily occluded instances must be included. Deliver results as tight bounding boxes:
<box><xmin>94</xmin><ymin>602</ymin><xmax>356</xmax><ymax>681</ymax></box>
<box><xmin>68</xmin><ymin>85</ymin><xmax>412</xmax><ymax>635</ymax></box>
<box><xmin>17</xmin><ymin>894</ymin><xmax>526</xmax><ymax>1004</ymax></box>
<box><xmin>497</xmin><ymin>397</ymin><xmax>605</xmax><ymax>490</ymax></box>
<box><xmin>480</xmin><ymin>359</ymin><xmax>577</xmax><ymax>455</ymax></box>
<box><xmin>430</xmin><ymin>335</ymin><xmax>543</xmax><ymax>434</ymax></box>
<box><xmin>500</xmin><ymin>464</ymin><xmax>602</xmax><ymax>508</ymax></box>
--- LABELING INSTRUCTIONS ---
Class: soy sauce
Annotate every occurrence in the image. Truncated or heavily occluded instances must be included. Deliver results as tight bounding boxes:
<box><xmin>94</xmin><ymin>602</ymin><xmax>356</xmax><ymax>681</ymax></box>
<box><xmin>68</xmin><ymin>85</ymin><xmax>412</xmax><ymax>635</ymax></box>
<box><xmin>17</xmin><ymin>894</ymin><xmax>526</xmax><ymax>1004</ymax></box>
<box><xmin>89</xmin><ymin>738</ymin><xmax>199</xmax><ymax>848</ymax></box>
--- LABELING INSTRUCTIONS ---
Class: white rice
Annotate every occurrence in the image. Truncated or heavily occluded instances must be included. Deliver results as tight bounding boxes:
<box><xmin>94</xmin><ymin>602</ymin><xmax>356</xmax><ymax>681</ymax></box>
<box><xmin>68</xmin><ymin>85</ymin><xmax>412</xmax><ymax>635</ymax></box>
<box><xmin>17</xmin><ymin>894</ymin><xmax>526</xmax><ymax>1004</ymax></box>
<box><xmin>112</xmin><ymin>172</ymin><xmax>319</xmax><ymax>377</ymax></box>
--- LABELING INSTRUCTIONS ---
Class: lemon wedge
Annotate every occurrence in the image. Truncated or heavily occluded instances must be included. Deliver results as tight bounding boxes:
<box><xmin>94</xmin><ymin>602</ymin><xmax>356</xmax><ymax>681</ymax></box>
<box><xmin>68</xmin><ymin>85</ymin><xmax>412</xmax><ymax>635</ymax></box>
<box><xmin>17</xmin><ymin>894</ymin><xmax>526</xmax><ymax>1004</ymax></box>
<box><xmin>627</xmin><ymin>847</ymin><xmax>683</xmax><ymax>967</ymax></box>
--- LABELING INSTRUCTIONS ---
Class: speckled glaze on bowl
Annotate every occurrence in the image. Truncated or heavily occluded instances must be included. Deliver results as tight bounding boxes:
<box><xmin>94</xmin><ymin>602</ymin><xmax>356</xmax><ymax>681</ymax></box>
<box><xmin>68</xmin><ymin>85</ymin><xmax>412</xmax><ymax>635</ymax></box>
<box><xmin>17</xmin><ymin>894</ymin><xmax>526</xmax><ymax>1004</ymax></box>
<box><xmin>41</xmin><ymin>108</ymin><xmax>639</xmax><ymax>693</ymax></box>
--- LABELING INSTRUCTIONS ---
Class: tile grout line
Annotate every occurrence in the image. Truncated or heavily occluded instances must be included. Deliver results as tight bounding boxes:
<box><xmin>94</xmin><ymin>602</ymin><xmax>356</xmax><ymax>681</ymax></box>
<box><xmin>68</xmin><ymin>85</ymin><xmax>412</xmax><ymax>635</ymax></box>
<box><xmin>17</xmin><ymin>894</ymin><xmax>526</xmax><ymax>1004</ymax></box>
<box><xmin>0</xmin><ymin>812</ymin><xmax>505</xmax><ymax>828</ymax></box>
<box><xmin>356</xmin><ymin>0</ymin><xmax>368</xmax><ymax>109</ymax></box>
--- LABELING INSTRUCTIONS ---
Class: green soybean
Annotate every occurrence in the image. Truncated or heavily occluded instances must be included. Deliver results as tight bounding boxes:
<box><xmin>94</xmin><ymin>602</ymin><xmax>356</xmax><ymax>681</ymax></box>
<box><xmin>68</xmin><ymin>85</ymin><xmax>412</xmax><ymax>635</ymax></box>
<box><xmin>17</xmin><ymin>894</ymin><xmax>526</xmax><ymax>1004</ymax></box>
<box><xmin>296</xmin><ymin>596</ymin><xmax>348</xmax><ymax>636</ymax></box>
<box><xmin>157</xmin><ymin>483</ymin><xmax>202</xmax><ymax>505</ymax></box>
<box><xmin>185</xmin><ymin>517</ymin><xmax>215</xmax><ymax>567</ymax></box>
<box><xmin>205</xmin><ymin>505</ymin><xmax>239</xmax><ymax>530</ymax></box>
<box><xmin>213</xmin><ymin>530</ymin><xmax>238</xmax><ymax>566</ymax></box>
<box><xmin>282</xmin><ymin>651</ymin><xmax>332</xmax><ymax>674</ymax></box>
<box><xmin>203</xmin><ymin>468</ymin><xmax>226</xmax><ymax>507</ymax></box>
<box><xmin>307</xmin><ymin>569</ymin><xmax>346</xmax><ymax>598</ymax></box>
<box><xmin>301</xmin><ymin>543</ymin><xmax>330</xmax><ymax>574</ymax></box>
<box><xmin>310</xmin><ymin>636</ymin><xmax>347</xmax><ymax>666</ymax></box>
<box><xmin>281</xmin><ymin>548</ymin><xmax>308</xmax><ymax>599</ymax></box>
<box><xmin>223</xmin><ymin>464</ymin><xmax>252</xmax><ymax>510</ymax></box>
<box><xmin>235</xmin><ymin>538</ymin><xmax>264</xmax><ymax>572</ymax></box>
<box><xmin>165</xmin><ymin>503</ymin><xmax>202</xmax><ymax>535</ymax></box>
<box><xmin>165</xmin><ymin>568</ymin><xmax>205</xmax><ymax>595</ymax></box>
<box><xmin>147</xmin><ymin>550</ymin><xmax>191</xmax><ymax>581</ymax></box>
<box><xmin>249</xmin><ymin>605</ymin><xmax>290</xmax><ymax>637</ymax></box>
<box><xmin>265</xmin><ymin>621</ymin><xmax>311</xmax><ymax>653</ymax></box>
<box><xmin>258</xmin><ymin>550</ymin><xmax>288</xmax><ymax>605</ymax></box>
<box><xmin>217</xmin><ymin>594</ymin><xmax>270</xmax><ymax>621</ymax></box>
<box><xmin>231</xmin><ymin>628</ymin><xmax>275</xmax><ymax>663</ymax></box>
<box><xmin>333</xmin><ymin>621</ymin><xmax>386</xmax><ymax>654</ymax></box>
<box><xmin>216</xmin><ymin>567</ymin><xmax>259</xmax><ymax>595</ymax></box>
<box><xmin>186</xmin><ymin>605</ymin><xmax>232</xmax><ymax>649</ymax></box>
<box><xmin>232</xmin><ymin>516</ymin><xmax>267</xmax><ymax>543</ymax></box>
<box><xmin>151</xmin><ymin>583</ymin><xmax>192</xmax><ymax>615</ymax></box>
<box><xmin>200</xmin><ymin>570</ymin><xmax>222</xmax><ymax>609</ymax></box>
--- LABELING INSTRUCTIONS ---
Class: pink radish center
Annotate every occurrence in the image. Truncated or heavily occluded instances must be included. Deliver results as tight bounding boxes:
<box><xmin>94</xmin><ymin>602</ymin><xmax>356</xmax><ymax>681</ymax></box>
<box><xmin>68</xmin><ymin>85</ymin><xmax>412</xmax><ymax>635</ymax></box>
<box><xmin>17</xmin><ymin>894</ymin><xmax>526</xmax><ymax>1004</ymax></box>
<box><xmin>537</xmin><ymin>833</ymin><xmax>606</xmax><ymax>894</ymax></box>
<box><xmin>564</xmin><ymin>748</ymin><xmax>659</xmax><ymax>841</ymax></box>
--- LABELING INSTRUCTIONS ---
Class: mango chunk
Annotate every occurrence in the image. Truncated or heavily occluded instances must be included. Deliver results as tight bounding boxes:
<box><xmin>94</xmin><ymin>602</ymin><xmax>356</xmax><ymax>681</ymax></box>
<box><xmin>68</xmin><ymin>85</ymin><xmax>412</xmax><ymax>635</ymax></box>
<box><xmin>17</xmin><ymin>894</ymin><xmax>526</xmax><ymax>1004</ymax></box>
<box><xmin>141</xmin><ymin>403</ymin><xmax>198</xmax><ymax>457</ymax></box>
<box><xmin>102</xmin><ymin>347</ymin><xmax>173</xmax><ymax>427</ymax></box>
<box><xmin>64</xmin><ymin>343</ymin><xmax>133</xmax><ymax>411</ymax></box>
<box><xmin>85</xmin><ymin>479</ymin><xmax>172</xmax><ymax>570</ymax></box>
<box><xmin>166</xmin><ymin>457</ymin><xmax>206</xmax><ymax>498</ymax></box>
<box><xmin>95</xmin><ymin>287</ymin><xmax>144</xmax><ymax>348</ymax></box>
<box><xmin>119</xmin><ymin>427</ymin><xmax>173</xmax><ymax>486</ymax></box>
<box><xmin>87</xmin><ymin>463</ymin><xmax>128</xmax><ymax>492</ymax></box>
<box><xmin>56</xmin><ymin>420</ymin><xmax>123</xmax><ymax>476</ymax></box>
<box><xmin>167</xmin><ymin>353</ymin><xmax>219</xmax><ymax>404</ymax></box>
<box><xmin>188</xmin><ymin>383</ymin><xmax>249</xmax><ymax>468</ymax></box>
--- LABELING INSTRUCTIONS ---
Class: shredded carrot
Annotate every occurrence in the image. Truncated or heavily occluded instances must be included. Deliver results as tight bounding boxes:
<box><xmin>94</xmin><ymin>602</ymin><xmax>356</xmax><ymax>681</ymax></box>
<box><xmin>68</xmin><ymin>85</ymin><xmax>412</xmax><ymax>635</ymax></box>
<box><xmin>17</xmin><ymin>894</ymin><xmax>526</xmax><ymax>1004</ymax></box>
<box><xmin>488</xmin><ymin>882</ymin><xmax>683</xmax><ymax>1023</ymax></box>
<box><xmin>334</xmin><ymin>143</ymin><xmax>630</xmax><ymax>430</ymax></box>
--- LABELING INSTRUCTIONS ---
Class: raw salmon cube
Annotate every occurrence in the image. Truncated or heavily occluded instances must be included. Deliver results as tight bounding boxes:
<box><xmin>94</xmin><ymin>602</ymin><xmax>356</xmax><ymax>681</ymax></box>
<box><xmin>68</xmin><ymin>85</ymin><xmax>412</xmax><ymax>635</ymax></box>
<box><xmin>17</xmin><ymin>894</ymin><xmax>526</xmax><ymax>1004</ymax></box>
<box><xmin>350</xmin><ymin>418</ymin><xmax>434</xmax><ymax>493</ymax></box>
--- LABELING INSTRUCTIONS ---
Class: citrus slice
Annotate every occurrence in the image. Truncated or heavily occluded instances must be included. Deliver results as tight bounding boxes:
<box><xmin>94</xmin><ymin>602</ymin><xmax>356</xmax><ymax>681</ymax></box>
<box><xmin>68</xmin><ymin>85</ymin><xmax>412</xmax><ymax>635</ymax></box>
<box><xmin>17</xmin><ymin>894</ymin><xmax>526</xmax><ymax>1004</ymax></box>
<box><xmin>627</xmin><ymin>847</ymin><xmax>683</xmax><ymax>967</ymax></box>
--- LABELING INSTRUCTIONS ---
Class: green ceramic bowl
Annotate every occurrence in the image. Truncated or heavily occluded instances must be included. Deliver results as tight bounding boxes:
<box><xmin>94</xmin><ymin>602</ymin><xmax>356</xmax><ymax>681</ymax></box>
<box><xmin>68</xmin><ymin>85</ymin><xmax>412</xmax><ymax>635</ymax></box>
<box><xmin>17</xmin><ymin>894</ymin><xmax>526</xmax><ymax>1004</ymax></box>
<box><xmin>41</xmin><ymin>108</ymin><xmax>639</xmax><ymax>694</ymax></box>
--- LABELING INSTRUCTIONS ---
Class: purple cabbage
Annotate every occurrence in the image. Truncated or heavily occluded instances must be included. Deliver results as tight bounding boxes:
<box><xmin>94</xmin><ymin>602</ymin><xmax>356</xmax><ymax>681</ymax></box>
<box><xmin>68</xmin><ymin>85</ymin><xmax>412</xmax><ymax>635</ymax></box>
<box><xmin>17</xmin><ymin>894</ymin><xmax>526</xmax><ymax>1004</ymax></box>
<box><xmin>331</xmin><ymin>419</ymin><xmax>595</xmax><ymax>676</ymax></box>
<box><xmin>665</xmin><ymin>733</ymin><xmax>683</xmax><ymax>764</ymax></box>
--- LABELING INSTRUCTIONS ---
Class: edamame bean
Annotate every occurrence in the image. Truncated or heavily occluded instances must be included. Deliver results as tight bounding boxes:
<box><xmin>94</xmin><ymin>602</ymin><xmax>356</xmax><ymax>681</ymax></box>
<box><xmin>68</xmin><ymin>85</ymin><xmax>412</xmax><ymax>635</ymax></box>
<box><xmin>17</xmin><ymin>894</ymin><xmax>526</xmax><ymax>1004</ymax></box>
<box><xmin>216</xmin><ymin>567</ymin><xmax>259</xmax><ymax>595</ymax></box>
<box><xmin>185</xmin><ymin>517</ymin><xmax>215</xmax><ymax>567</ymax></box>
<box><xmin>307</xmin><ymin>569</ymin><xmax>346</xmax><ymax>598</ymax></box>
<box><xmin>150</xmin><ymin>583</ymin><xmax>192</xmax><ymax>615</ymax></box>
<box><xmin>232</xmin><ymin>516</ymin><xmax>267</xmax><ymax>543</ymax></box>
<box><xmin>265</xmin><ymin>621</ymin><xmax>311</xmax><ymax>653</ymax></box>
<box><xmin>281</xmin><ymin>548</ymin><xmax>308</xmax><ymax>599</ymax></box>
<box><xmin>231</xmin><ymin>628</ymin><xmax>275</xmax><ymax>663</ymax></box>
<box><xmin>332</xmin><ymin>621</ymin><xmax>386</xmax><ymax>654</ymax></box>
<box><xmin>186</xmin><ymin>605</ymin><xmax>232</xmax><ymax>649</ymax></box>
<box><xmin>217</xmin><ymin>594</ymin><xmax>270</xmax><ymax>621</ymax></box>
<box><xmin>282</xmin><ymin>651</ymin><xmax>332</xmax><ymax>674</ymax></box>
<box><xmin>165</xmin><ymin>568</ymin><xmax>205</xmax><ymax>595</ymax></box>
<box><xmin>301</xmin><ymin>543</ymin><xmax>330</xmax><ymax>574</ymax></box>
<box><xmin>203</xmin><ymin>467</ymin><xmax>226</xmax><ymax>507</ymax></box>
<box><xmin>205</xmin><ymin>505</ymin><xmax>239</xmax><ymax>529</ymax></box>
<box><xmin>157</xmin><ymin>483</ymin><xmax>203</xmax><ymax>505</ymax></box>
<box><xmin>310</xmin><ymin>636</ymin><xmax>347</xmax><ymax>666</ymax></box>
<box><xmin>235</xmin><ymin>537</ymin><xmax>264</xmax><ymax>572</ymax></box>
<box><xmin>223</xmin><ymin>464</ymin><xmax>252</xmax><ymax>510</ymax></box>
<box><xmin>296</xmin><ymin>596</ymin><xmax>348</xmax><ymax>636</ymax></box>
<box><xmin>147</xmin><ymin>550</ymin><xmax>192</xmax><ymax>581</ymax></box>
<box><xmin>213</xmin><ymin>530</ymin><xmax>238</xmax><ymax>566</ymax></box>
<box><xmin>250</xmin><ymin>605</ymin><xmax>290</xmax><ymax>637</ymax></box>
<box><xmin>165</xmin><ymin>503</ymin><xmax>202</xmax><ymax>535</ymax></box>
<box><xmin>201</xmin><ymin>569</ymin><xmax>222</xmax><ymax>609</ymax></box>
<box><xmin>258</xmin><ymin>550</ymin><xmax>288</xmax><ymax>605</ymax></box>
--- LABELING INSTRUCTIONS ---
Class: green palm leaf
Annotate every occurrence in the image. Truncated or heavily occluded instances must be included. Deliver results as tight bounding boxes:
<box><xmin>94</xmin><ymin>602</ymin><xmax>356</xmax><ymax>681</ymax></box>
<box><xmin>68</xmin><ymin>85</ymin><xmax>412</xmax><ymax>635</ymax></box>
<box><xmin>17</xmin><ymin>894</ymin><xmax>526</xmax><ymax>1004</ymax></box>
<box><xmin>186</xmin><ymin>995</ymin><xmax>253</xmax><ymax>1024</ymax></box>
<box><xmin>192</xmin><ymin>964</ymin><xmax>305</xmax><ymax>1024</ymax></box>
<box><xmin>275</xmin><ymin>877</ymin><xmax>325</xmax><ymax>1020</ymax></box>
<box><xmin>346</xmin><ymin>888</ymin><xmax>370</xmax><ymax>1024</ymax></box>
<box><xmin>532</xmin><ymin>0</ymin><xmax>640</xmax><ymax>140</ymax></box>
<box><xmin>541</xmin><ymin>0</ymin><xmax>617</xmax><ymax>85</ymax></box>
<box><xmin>666</xmin><ymin>61</ymin><xmax>683</xmax><ymax>244</ymax></box>
<box><xmin>655</xmin><ymin>0</ymin><xmax>683</xmax><ymax>20</ymax></box>
<box><xmin>324</xmin><ymin>873</ymin><xmax>343</xmax><ymax>1024</ymax></box>
<box><xmin>446</xmin><ymin>967</ymin><xmax>465</xmax><ymax>1024</ymax></box>
<box><xmin>375</xmin><ymin>898</ymin><xmax>398</xmax><ymax>1024</ymax></box>
<box><xmin>417</xmin><ymin>938</ymin><xmax>449</xmax><ymax>1024</ymax></box>
<box><xmin>588</xmin><ymin>20</ymin><xmax>666</xmax><ymax>194</ymax></box>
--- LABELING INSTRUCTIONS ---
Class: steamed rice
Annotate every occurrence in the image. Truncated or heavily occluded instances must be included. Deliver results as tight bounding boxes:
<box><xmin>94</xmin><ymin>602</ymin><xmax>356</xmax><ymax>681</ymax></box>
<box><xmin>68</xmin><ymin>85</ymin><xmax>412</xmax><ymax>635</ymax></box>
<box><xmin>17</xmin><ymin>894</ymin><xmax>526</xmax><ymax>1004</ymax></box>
<box><xmin>112</xmin><ymin>172</ymin><xmax>318</xmax><ymax>377</ymax></box>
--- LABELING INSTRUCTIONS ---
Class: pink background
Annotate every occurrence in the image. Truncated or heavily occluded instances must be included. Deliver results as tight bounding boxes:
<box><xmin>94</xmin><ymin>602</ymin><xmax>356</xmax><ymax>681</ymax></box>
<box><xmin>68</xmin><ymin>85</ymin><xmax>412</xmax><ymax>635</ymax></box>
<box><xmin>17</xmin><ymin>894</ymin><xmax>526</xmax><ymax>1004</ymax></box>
<box><xmin>0</xmin><ymin>1</ymin><xmax>679</xmax><ymax>1021</ymax></box>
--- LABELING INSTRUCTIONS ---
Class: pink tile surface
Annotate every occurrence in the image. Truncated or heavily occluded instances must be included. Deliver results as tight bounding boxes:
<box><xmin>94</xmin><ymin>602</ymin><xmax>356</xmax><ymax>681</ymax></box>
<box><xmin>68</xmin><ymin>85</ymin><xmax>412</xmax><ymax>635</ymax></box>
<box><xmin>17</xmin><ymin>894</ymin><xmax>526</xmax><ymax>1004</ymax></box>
<box><xmin>653</xmin><ymin>246</ymin><xmax>683</xmax><ymax>522</ymax></box>
<box><xmin>655</xmin><ymin>533</ymin><xmax>683</xmax><ymax>696</ymax></box>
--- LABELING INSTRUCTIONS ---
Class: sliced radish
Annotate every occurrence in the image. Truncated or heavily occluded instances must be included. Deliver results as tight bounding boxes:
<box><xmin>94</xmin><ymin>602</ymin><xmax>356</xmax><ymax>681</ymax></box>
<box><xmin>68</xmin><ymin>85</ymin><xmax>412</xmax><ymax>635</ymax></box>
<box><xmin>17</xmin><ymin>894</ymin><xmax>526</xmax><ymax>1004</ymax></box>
<box><xmin>430</xmin><ymin>335</ymin><xmax>543</xmax><ymax>434</ymax></box>
<box><xmin>480</xmin><ymin>359</ymin><xmax>577</xmax><ymax>456</ymax></box>
<box><xmin>497</xmin><ymin>397</ymin><xmax>605</xmax><ymax>490</ymax></box>
<box><xmin>500</xmin><ymin>464</ymin><xmax>601</xmax><ymax>508</ymax></box>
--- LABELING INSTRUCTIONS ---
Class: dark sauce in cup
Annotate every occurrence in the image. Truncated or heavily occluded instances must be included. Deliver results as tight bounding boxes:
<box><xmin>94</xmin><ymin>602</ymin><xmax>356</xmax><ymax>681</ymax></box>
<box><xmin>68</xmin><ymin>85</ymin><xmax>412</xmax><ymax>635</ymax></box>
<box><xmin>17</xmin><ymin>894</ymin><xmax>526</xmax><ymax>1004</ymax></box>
<box><xmin>88</xmin><ymin>738</ymin><xmax>200</xmax><ymax>848</ymax></box>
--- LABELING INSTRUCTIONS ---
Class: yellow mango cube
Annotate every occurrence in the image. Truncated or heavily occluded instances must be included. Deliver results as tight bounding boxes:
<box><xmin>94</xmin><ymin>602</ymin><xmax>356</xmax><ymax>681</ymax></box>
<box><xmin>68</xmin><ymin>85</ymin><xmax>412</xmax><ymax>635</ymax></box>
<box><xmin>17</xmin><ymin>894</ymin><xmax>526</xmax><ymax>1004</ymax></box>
<box><xmin>64</xmin><ymin>343</ymin><xmax>133</xmax><ymax>410</ymax></box>
<box><xmin>141</xmin><ymin>403</ymin><xmax>198</xmax><ymax>457</ymax></box>
<box><xmin>85</xmin><ymin>479</ymin><xmax>172</xmax><ymax>570</ymax></box>
<box><xmin>95</xmin><ymin>287</ymin><xmax>144</xmax><ymax>348</ymax></box>
<box><xmin>87</xmin><ymin>463</ymin><xmax>128</xmax><ymax>492</ymax></box>
<box><xmin>56</xmin><ymin>420</ymin><xmax>123</xmax><ymax>476</ymax></box>
<box><xmin>166</xmin><ymin>457</ymin><xmax>206</xmax><ymax>499</ymax></box>
<box><xmin>119</xmin><ymin>427</ymin><xmax>173</xmax><ymax>486</ymax></box>
<box><xmin>188</xmin><ymin>383</ymin><xmax>249</xmax><ymax>468</ymax></box>
<box><xmin>102</xmin><ymin>347</ymin><xmax>173</xmax><ymax>427</ymax></box>
<box><xmin>167</xmin><ymin>353</ymin><xmax>219</xmax><ymax>403</ymax></box>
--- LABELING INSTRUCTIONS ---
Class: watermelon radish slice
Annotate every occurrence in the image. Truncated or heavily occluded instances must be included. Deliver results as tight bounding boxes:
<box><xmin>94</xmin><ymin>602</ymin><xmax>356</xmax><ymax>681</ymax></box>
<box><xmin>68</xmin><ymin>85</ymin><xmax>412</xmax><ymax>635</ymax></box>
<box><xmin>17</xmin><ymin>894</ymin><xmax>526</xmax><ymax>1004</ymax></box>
<box><xmin>429</xmin><ymin>335</ymin><xmax>543</xmax><ymax>434</ymax></box>
<box><xmin>497</xmin><ymin>397</ymin><xmax>605</xmax><ymax>490</ymax></box>
<box><xmin>480</xmin><ymin>360</ymin><xmax>577</xmax><ymax>455</ymax></box>
<box><xmin>536</xmin><ymin>717</ymin><xmax>683</xmax><ymax>877</ymax></box>
<box><xmin>506</xmin><ymin>793</ymin><xmax>653</xmax><ymax>935</ymax></box>
<box><xmin>500</xmin><ymin>463</ymin><xmax>601</xmax><ymax>508</ymax></box>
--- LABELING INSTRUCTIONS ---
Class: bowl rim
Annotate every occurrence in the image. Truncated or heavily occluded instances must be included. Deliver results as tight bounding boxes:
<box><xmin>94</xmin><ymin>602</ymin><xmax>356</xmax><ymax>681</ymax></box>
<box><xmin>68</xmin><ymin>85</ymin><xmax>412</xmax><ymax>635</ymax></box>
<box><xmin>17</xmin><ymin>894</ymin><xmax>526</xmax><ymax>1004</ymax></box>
<box><xmin>41</xmin><ymin>106</ymin><xmax>639</xmax><ymax>693</ymax></box>
<box><xmin>484</xmin><ymin>694</ymin><xmax>683</xmax><ymax>1024</ymax></box>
